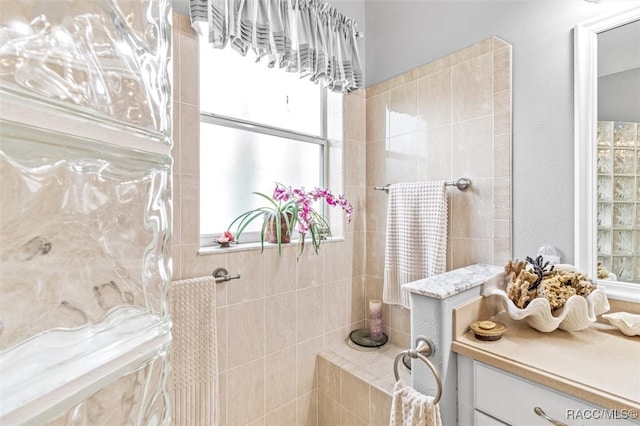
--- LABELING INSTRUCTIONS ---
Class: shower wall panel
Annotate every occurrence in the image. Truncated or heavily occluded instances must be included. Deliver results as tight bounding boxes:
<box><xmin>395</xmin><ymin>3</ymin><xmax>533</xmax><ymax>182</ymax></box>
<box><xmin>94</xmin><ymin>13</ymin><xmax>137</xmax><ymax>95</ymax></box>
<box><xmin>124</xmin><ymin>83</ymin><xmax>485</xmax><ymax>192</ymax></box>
<box><xmin>0</xmin><ymin>0</ymin><xmax>173</xmax><ymax>424</ymax></box>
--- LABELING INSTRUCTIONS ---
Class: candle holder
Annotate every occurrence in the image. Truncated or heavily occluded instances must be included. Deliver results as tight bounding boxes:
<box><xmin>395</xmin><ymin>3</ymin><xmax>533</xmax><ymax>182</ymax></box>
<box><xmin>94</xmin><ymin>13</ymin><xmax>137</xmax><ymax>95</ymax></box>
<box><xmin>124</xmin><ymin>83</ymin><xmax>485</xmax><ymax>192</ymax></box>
<box><xmin>348</xmin><ymin>299</ymin><xmax>388</xmax><ymax>348</ymax></box>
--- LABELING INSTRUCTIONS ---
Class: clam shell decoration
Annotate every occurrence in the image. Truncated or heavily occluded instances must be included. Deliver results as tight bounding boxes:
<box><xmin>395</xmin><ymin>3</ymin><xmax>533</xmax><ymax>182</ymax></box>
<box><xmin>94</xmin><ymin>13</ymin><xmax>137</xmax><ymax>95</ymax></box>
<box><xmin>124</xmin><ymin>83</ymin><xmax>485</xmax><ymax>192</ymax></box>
<box><xmin>601</xmin><ymin>312</ymin><xmax>640</xmax><ymax>337</ymax></box>
<box><xmin>483</xmin><ymin>268</ymin><xmax>610</xmax><ymax>333</ymax></box>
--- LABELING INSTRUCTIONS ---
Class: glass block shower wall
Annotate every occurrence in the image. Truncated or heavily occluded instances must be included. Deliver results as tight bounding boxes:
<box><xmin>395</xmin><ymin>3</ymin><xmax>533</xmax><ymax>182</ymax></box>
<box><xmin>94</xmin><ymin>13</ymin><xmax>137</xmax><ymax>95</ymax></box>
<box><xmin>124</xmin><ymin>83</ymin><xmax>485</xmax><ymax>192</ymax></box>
<box><xmin>0</xmin><ymin>1</ymin><xmax>173</xmax><ymax>424</ymax></box>
<box><xmin>596</xmin><ymin>121</ymin><xmax>640</xmax><ymax>283</ymax></box>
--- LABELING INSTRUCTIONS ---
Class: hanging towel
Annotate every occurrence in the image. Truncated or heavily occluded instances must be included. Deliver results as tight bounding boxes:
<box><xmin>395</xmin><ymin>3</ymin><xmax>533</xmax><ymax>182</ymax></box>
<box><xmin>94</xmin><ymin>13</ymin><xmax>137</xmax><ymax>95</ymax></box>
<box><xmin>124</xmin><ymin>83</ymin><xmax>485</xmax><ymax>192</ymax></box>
<box><xmin>390</xmin><ymin>379</ymin><xmax>443</xmax><ymax>426</ymax></box>
<box><xmin>383</xmin><ymin>182</ymin><xmax>448</xmax><ymax>308</ymax></box>
<box><xmin>170</xmin><ymin>276</ymin><xmax>219</xmax><ymax>426</ymax></box>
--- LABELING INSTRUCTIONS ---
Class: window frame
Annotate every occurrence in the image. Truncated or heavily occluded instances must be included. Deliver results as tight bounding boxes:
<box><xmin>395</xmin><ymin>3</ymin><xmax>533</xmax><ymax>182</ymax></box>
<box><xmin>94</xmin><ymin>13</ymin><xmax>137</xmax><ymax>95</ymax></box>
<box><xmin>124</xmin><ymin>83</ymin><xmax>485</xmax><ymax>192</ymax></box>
<box><xmin>198</xmin><ymin>87</ymin><xmax>330</xmax><ymax>248</ymax></box>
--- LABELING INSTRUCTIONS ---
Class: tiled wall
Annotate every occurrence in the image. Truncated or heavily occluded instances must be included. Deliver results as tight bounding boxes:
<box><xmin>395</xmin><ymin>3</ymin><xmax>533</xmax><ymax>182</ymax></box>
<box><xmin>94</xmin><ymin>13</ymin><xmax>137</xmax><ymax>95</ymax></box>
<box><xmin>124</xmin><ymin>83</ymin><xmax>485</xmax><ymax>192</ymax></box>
<box><xmin>172</xmin><ymin>13</ymin><xmax>512</xmax><ymax>424</ymax></box>
<box><xmin>171</xmin><ymin>14</ymin><xmax>367</xmax><ymax>426</ymax></box>
<box><xmin>364</xmin><ymin>37</ymin><xmax>513</xmax><ymax>343</ymax></box>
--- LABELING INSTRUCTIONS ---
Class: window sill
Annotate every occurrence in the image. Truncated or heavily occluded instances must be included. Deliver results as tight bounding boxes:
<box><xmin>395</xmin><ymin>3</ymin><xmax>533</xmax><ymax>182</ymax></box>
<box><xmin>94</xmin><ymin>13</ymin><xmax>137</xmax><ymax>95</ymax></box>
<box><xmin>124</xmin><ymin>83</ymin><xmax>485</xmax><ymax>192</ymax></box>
<box><xmin>198</xmin><ymin>237</ymin><xmax>345</xmax><ymax>256</ymax></box>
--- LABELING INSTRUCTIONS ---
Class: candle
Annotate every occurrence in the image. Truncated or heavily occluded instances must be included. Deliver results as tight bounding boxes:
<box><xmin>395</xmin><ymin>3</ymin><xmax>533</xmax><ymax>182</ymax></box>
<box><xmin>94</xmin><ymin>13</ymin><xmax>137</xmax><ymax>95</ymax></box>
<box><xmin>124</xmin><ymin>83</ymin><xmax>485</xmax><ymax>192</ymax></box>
<box><xmin>369</xmin><ymin>299</ymin><xmax>383</xmax><ymax>341</ymax></box>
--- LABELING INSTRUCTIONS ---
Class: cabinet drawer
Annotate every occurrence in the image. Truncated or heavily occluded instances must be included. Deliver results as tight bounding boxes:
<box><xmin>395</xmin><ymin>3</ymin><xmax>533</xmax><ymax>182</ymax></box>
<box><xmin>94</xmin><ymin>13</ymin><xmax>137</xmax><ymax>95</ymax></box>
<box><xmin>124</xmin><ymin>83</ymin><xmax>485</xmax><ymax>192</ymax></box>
<box><xmin>475</xmin><ymin>362</ymin><xmax>638</xmax><ymax>426</ymax></box>
<box><xmin>476</xmin><ymin>410</ymin><xmax>509</xmax><ymax>426</ymax></box>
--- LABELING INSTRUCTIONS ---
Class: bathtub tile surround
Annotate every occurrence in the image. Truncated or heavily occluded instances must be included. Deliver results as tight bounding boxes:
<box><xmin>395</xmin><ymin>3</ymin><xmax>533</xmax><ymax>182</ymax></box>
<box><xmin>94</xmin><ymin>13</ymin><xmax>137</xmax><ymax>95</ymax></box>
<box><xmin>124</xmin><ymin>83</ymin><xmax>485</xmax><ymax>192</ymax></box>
<box><xmin>365</xmin><ymin>36</ymin><xmax>512</xmax><ymax>345</ymax></box>
<box><xmin>171</xmin><ymin>13</ymin><xmax>367</xmax><ymax>425</ymax></box>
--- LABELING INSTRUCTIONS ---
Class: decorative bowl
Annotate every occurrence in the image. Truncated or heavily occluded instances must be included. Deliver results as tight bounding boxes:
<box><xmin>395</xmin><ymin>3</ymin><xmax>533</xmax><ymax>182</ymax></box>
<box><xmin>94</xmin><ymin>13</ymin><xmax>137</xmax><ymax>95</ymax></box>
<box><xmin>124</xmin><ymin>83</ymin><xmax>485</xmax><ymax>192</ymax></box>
<box><xmin>482</xmin><ymin>268</ymin><xmax>610</xmax><ymax>333</ymax></box>
<box><xmin>601</xmin><ymin>312</ymin><xmax>640</xmax><ymax>337</ymax></box>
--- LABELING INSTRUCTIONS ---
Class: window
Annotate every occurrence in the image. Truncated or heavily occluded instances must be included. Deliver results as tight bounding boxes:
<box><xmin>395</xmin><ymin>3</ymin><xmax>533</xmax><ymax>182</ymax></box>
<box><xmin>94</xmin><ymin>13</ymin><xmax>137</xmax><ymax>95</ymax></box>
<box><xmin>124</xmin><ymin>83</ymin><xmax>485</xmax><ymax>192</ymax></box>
<box><xmin>199</xmin><ymin>41</ymin><xmax>342</xmax><ymax>246</ymax></box>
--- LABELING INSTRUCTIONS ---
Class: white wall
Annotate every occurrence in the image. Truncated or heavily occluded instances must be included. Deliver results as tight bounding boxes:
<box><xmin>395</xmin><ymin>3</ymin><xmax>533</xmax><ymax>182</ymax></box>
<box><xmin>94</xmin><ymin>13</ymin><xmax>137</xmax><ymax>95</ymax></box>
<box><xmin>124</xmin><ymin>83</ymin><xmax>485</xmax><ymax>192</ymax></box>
<box><xmin>364</xmin><ymin>1</ymin><xmax>640</xmax><ymax>263</ymax></box>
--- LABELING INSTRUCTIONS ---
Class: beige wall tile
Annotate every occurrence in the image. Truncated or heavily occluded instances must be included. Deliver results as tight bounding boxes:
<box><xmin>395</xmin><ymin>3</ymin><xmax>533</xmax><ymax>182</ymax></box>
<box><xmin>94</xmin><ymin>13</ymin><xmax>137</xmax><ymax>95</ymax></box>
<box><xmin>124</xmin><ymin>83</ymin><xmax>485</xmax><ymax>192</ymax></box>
<box><xmin>367</xmin><ymin>80</ymin><xmax>389</xmax><ymax>98</ymax></box>
<box><xmin>348</xmin><ymin>276</ymin><xmax>366</xmax><ymax>324</ymax></box>
<box><xmin>216</xmin><ymin>306</ymin><xmax>228</xmax><ymax>372</ymax></box>
<box><xmin>264</xmin><ymin>246</ymin><xmax>297</xmax><ymax>296</ymax></box>
<box><xmin>451</xmin><ymin>115</ymin><xmax>494</xmax><ymax>178</ymax></box>
<box><xmin>318</xmin><ymin>391</ymin><xmax>342</xmax><ymax>426</ymax></box>
<box><xmin>365</xmin><ymin>139</ymin><xmax>387</xmax><ymax>188</ymax></box>
<box><xmin>494</xmin><ymin>89</ymin><xmax>512</xmax><ymax>135</ymax></box>
<box><xmin>297</xmin><ymin>285</ymin><xmax>324</xmax><ymax>341</ymax></box>
<box><xmin>450</xmin><ymin>177</ymin><xmax>494</xmax><ymax>239</ymax></box>
<box><xmin>494</xmin><ymin>176</ymin><xmax>511</xmax><ymax>221</ymax></box>
<box><xmin>389</xmin><ymin>304</ymin><xmax>410</xmax><ymax>334</ymax></box>
<box><xmin>226</xmin><ymin>249</ymin><xmax>265</xmax><ymax>304</ymax></box>
<box><xmin>296</xmin><ymin>336</ymin><xmax>323</xmax><ymax>396</ymax></box>
<box><xmin>317</xmin><ymin>356</ymin><xmax>342</xmax><ymax>400</ymax></box>
<box><xmin>417</xmin><ymin>126</ymin><xmax>452</xmax><ymax>182</ymax></box>
<box><xmin>451</xmin><ymin>53</ymin><xmax>493</xmax><ymax>122</ymax></box>
<box><xmin>493</xmin><ymin>133</ymin><xmax>512</xmax><ymax>178</ymax></box>
<box><xmin>493</xmin><ymin>46</ymin><xmax>512</xmax><ymax>93</ymax></box>
<box><xmin>451</xmin><ymin>237</ymin><xmax>494</xmax><ymax>269</ymax></box>
<box><xmin>366</xmin><ymin>93</ymin><xmax>389</xmax><ymax>143</ymax></box>
<box><xmin>172</xmin><ymin>101</ymin><xmax>181</xmax><ymax>173</ymax></box>
<box><xmin>389</xmin><ymin>81</ymin><xmax>418</xmax><ymax>137</ymax></box>
<box><xmin>179</xmin><ymin>103</ymin><xmax>200</xmax><ymax>176</ymax></box>
<box><xmin>369</xmin><ymin>384</ymin><xmax>392</xmax><ymax>426</ymax></box>
<box><xmin>341</xmin><ymin>368</ymin><xmax>370</xmax><ymax>423</ymax></box>
<box><xmin>366</xmin><ymin>189</ymin><xmax>387</xmax><ymax>233</ymax></box>
<box><xmin>265</xmin><ymin>347</ymin><xmax>297</xmax><ymax>412</ymax></box>
<box><xmin>344</xmin><ymin>94</ymin><xmax>366</xmax><ymax>142</ymax></box>
<box><xmin>227</xmin><ymin>299</ymin><xmax>265</xmax><ymax>368</ymax></box>
<box><xmin>178</xmin><ymin>30</ymin><xmax>199</xmax><ymax>107</ymax></box>
<box><xmin>296</xmin><ymin>249</ymin><xmax>324</xmax><ymax>289</ymax></box>
<box><xmin>365</xmin><ymin>231</ymin><xmax>385</xmax><ymax>278</ymax></box>
<box><xmin>226</xmin><ymin>359</ymin><xmax>264</xmax><ymax>425</ymax></box>
<box><xmin>344</xmin><ymin>139</ymin><xmax>366</xmax><ymax>187</ymax></box>
<box><xmin>323</xmin><ymin>279</ymin><xmax>348</xmax><ymax>332</ymax></box>
<box><xmin>450</xmin><ymin>38</ymin><xmax>493</xmax><ymax>66</ymax></box>
<box><xmin>172</xmin><ymin>173</ymin><xmax>182</xmax><ymax>245</ymax></box>
<box><xmin>386</xmin><ymin>133</ymin><xmax>418</xmax><ymax>183</ymax></box>
<box><xmin>264</xmin><ymin>291</ymin><xmax>297</xmax><ymax>355</ymax></box>
<box><xmin>416</xmin><ymin>55</ymin><xmax>452</xmax><ymax>79</ymax></box>
<box><xmin>417</xmin><ymin>69</ymin><xmax>452</xmax><ymax>130</ymax></box>
<box><xmin>265</xmin><ymin>402</ymin><xmax>297</xmax><ymax>426</ymax></box>
<box><xmin>342</xmin><ymin>408</ymin><xmax>368</xmax><ymax>426</ymax></box>
<box><xmin>296</xmin><ymin>390</ymin><xmax>318</xmax><ymax>426</ymax></box>
<box><xmin>179</xmin><ymin>174</ymin><xmax>199</xmax><ymax>245</ymax></box>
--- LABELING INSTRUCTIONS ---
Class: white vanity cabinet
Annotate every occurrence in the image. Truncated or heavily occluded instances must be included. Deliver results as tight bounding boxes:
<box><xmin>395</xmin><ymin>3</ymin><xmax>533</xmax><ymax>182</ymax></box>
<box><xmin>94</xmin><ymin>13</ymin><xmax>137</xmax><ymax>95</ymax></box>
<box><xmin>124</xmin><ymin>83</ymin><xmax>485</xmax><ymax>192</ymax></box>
<box><xmin>458</xmin><ymin>355</ymin><xmax>640</xmax><ymax>426</ymax></box>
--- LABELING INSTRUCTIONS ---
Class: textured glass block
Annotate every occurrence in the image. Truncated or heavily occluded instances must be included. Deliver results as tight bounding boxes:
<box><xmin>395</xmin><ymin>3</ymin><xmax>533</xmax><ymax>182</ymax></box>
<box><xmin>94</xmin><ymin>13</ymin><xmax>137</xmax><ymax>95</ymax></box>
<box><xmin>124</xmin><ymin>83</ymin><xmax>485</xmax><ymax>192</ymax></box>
<box><xmin>613</xmin><ymin>203</ymin><xmax>634</xmax><ymax>228</ymax></box>
<box><xmin>613</xmin><ymin>122</ymin><xmax>636</xmax><ymax>147</ymax></box>
<box><xmin>597</xmin><ymin>148</ymin><xmax>612</xmax><ymax>174</ymax></box>
<box><xmin>45</xmin><ymin>349</ymin><xmax>170</xmax><ymax>426</ymax></box>
<box><xmin>613</xmin><ymin>149</ymin><xmax>635</xmax><ymax>174</ymax></box>
<box><xmin>597</xmin><ymin>202</ymin><xmax>612</xmax><ymax>228</ymax></box>
<box><xmin>597</xmin><ymin>175</ymin><xmax>612</xmax><ymax>201</ymax></box>
<box><xmin>637</xmin><ymin>203</ymin><xmax>640</xmax><ymax>227</ymax></box>
<box><xmin>612</xmin><ymin>256</ymin><xmax>633</xmax><ymax>281</ymax></box>
<box><xmin>635</xmin><ymin>257</ymin><xmax>640</xmax><ymax>281</ymax></box>
<box><xmin>613</xmin><ymin>230</ymin><xmax>633</xmax><ymax>254</ymax></box>
<box><xmin>597</xmin><ymin>121</ymin><xmax>613</xmax><ymax>147</ymax></box>
<box><xmin>613</xmin><ymin>176</ymin><xmax>635</xmax><ymax>201</ymax></box>
<box><xmin>0</xmin><ymin>122</ymin><xmax>172</xmax><ymax>350</ymax></box>
<box><xmin>636</xmin><ymin>231</ymin><xmax>640</xmax><ymax>255</ymax></box>
<box><xmin>0</xmin><ymin>0</ymin><xmax>172</xmax><ymax>141</ymax></box>
<box><xmin>597</xmin><ymin>256</ymin><xmax>612</xmax><ymax>273</ymax></box>
<box><xmin>597</xmin><ymin>229</ymin><xmax>612</xmax><ymax>255</ymax></box>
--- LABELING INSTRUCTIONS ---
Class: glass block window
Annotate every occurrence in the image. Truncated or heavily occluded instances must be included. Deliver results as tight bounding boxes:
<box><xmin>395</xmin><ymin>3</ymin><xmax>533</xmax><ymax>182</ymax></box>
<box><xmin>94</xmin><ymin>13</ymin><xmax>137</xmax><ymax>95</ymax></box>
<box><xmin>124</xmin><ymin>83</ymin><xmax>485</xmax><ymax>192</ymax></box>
<box><xmin>596</xmin><ymin>121</ymin><xmax>640</xmax><ymax>283</ymax></box>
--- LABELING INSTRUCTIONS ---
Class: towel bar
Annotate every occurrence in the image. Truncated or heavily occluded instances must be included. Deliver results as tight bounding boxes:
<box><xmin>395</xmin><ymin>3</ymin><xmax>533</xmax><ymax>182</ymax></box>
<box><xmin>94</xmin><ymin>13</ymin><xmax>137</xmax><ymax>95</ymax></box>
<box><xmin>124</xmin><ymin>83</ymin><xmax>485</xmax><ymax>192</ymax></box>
<box><xmin>212</xmin><ymin>267</ymin><xmax>241</xmax><ymax>283</ymax></box>
<box><xmin>393</xmin><ymin>336</ymin><xmax>442</xmax><ymax>404</ymax></box>
<box><xmin>374</xmin><ymin>178</ymin><xmax>471</xmax><ymax>193</ymax></box>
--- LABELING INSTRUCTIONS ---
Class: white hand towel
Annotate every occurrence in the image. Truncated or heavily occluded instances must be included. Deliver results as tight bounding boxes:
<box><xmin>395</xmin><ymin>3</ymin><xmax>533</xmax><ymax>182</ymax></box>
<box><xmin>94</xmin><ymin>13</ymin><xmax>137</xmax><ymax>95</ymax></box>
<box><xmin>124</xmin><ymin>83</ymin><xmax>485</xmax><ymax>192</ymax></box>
<box><xmin>390</xmin><ymin>379</ymin><xmax>442</xmax><ymax>426</ymax></box>
<box><xmin>383</xmin><ymin>182</ymin><xmax>448</xmax><ymax>308</ymax></box>
<box><xmin>170</xmin><ymin>276</ymin><xmax>219</xmax><ymax>426</ymax></box>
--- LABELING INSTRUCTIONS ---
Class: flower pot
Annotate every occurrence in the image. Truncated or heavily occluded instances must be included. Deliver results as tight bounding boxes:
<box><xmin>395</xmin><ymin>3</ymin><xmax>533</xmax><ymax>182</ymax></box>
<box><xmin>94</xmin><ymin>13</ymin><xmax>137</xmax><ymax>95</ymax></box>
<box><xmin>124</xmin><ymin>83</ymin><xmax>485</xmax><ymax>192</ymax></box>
<box><xmin>265</xmin><ymin>213</ymin><xmax>292</xmax><ymax>244</ymax></box>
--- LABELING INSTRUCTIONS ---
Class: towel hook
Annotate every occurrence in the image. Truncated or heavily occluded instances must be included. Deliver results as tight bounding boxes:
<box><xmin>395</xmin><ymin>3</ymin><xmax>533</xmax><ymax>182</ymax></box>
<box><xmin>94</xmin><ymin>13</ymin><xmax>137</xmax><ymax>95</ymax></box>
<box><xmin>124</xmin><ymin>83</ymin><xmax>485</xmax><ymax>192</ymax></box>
<box><xmin>212</xmin><ymin>267</ymin><xmax>241</xmax><ymax>283</ymax></box>
<box><xmin>393</xmin><ymin>336</ymin><xmax>442</xmax><ymax>404</ymax></box>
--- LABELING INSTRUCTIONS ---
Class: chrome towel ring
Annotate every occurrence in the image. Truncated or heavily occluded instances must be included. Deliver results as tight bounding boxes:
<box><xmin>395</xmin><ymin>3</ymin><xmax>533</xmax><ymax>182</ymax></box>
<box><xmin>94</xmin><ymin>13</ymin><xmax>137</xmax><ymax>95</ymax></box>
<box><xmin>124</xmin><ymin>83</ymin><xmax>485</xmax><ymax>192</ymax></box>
<box><xmin>393</xmin><ymin>337</ymin><xmax>442</xmax><ymax>405</ymax></box>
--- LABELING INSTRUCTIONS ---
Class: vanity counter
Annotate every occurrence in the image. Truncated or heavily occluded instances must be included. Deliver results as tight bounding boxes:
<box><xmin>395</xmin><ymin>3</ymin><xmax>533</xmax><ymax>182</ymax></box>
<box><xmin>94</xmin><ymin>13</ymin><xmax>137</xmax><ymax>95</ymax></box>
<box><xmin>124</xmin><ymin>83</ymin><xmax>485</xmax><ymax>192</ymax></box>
<box><xmin>452</xmin><ymin>298</ymin><xmax>640</xmax><ymax>413</ymax></box>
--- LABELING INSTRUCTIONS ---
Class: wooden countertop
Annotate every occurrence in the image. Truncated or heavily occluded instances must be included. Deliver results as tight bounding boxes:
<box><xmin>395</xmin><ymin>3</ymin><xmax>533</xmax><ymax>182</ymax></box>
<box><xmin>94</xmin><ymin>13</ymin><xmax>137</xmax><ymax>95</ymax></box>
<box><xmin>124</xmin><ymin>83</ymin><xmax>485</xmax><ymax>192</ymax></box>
<box><xmin>452</xmin><ymin>297</ymin><xmax>640</xmax><ymax>413</ymax></box>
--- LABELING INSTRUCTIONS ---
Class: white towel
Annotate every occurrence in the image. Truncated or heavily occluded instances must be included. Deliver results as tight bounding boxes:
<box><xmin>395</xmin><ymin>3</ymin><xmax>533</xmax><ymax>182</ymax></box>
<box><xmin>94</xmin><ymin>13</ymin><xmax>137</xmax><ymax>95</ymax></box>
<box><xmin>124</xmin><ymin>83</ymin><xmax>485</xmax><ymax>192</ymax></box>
<box><xmin>390</xmin><ymin>379</ymin><xmax>442</xmax><ymax>426</ymax></box>
<box><xmin>383</xmin><ymin>182</ymin><xmax>448</xmax><ymax>308</ymax></box>
<box><xmin>170</xmin><ymin>276</ymin><xmax>219</xmax><ymax>426</ymax></box>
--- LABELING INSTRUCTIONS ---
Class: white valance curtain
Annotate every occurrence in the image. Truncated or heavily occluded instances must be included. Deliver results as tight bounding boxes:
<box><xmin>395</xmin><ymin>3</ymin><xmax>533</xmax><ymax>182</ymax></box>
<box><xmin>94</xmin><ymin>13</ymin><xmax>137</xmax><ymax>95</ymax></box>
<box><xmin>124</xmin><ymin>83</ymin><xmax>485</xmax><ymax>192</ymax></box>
<box><xmin>189</xmin><ymin>0</ymin><xmax>364</xmax><ymax>92</ymax></box>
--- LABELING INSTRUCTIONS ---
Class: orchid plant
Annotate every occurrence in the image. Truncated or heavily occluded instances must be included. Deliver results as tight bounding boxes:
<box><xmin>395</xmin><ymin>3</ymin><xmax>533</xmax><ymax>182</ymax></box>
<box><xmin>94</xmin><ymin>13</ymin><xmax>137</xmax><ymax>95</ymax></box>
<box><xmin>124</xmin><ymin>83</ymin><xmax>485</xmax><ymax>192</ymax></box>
<box><xmin>227</xmin><ymin>183</ymin><xmax>353</xmax><ymax>255</ymax></box>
